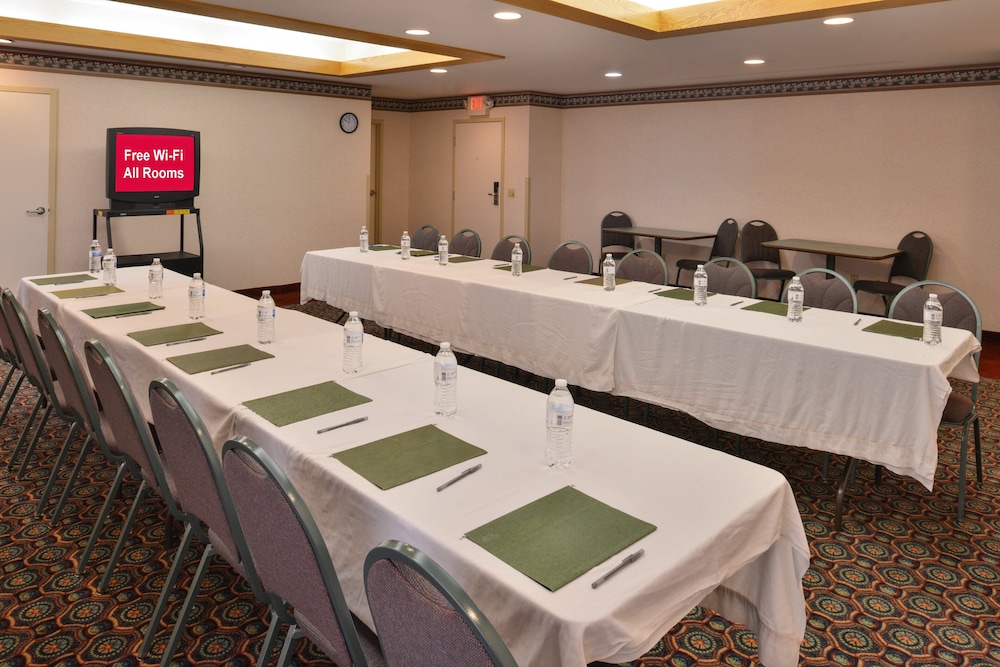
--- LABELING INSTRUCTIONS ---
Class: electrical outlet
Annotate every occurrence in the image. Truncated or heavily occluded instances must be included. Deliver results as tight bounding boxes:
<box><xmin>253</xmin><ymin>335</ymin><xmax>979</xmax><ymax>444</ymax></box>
<box><xmin>507</xmin><ymin>188</ymin><xmax>515</xmax><ymax>198</ymax></box>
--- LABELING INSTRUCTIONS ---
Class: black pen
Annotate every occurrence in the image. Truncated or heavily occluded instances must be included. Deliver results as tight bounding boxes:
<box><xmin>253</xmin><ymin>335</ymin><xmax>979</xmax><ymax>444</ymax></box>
<box><xmin>729</xmin><ymin>300</ymin><xmax>744</xmax><ymax>307</ymax></box>
<box><xmin>853</xmin><ymin>318</ymin><xmax>862</xmax><ymax>326</ymax></box>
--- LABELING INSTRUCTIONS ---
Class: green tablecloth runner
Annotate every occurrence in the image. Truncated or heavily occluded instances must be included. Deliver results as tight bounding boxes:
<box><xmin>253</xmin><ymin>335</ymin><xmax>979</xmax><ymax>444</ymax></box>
<box><xmin>863</xmin><ymin>319</ymin><xmax>924</xmax><ymax>340</ymax></box>
<box><xmin>51</xmin><ymin>285</ymin><xmax>124</xmax><ymax>299</ymax></box>
<box><xmin>369</xmin><ymin>244</ymin><xmax>399</xmax><ymax>251</ymax></box>
<box><xmin>127</xmin><ymin>322</ymin><xmax>223</xmax><ymax>346</ymax></box>
<box><xmin>83</xmin><ymin>301</ymin><xmax>166</xmax><ymax>319</ymax></box>
<box><xmin>30</xmin><ymin>274</ymin><xmax>97</xmax><ymax>286</ymax></box>
<box><xmin>576</xmin><ymin>276</ymin><xmax>631</xmax><ymax>287</ymax></box>
<box><xmin>466</xmin><ymin>486</ymin><xmax>656</xmax><ymax>592</ymax></box>
<box><xmin>167</xmin><ymin>344</ymin><xmax>275</xmax><ymax>374</ymax></box>
<box><xmin>330</xmin><ymin>424</ymin><xmax>486</xmax><ymax>490</ymax></box>
<box><xmin>243</xmin><ymin>381</ymin><xmax>372</xmax><ymax>427</ymax></box>
<box><xmin>494</xmin><ymin>264</ymin><xmax>546</xmax><ymax>273</ymax></box>
<box><xmin>448</xmin><ymin>255</ymin><xmax>482</xmax><ymax>263</ymax></box>
<box><xmin>741</xmin><ymin>300</ymin><xmax>809</xmax><ymax>316</ymax></box>
<box><xmin>655</xmin><ymin>288</ymin><xmax>715</xmax><ymax>301</ymax></box>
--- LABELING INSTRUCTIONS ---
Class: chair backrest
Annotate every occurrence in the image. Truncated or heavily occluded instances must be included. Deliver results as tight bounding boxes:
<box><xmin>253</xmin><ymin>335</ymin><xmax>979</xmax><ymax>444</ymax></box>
<box><xmin>0</xmin><ymin>289</ymin><xmax>21</xmax><ymax>367</ymax></box>
<box><xmin>490</xmin><ymin>235</ymin><xmax>531</xmax><ymax>264</ymax></box>
<box><xmin>739</xmin><ymin>219</ymin><xmax>781</xmax><ymax>265</ymax></box>
<box><xmin>782</xmin><ymin>268</ymin><xmax>858</xmax><ymax>313</ymax></box>
<box><xmin>704</xmin><ymin>257</ymin><xmax>757</xmax><ymax>298</ymax></box>
<box><xmin>617</xmin><ymin>249</ymin><xmax>668</xmax><ymax>285</ymax></box>
<box><xmin>365</xmin><ymin>539</ymin><xmax>518</xmax><ymax>667</ymax></box>
<box><xmin>451</xmin><ymin>229</ymin><xmax>482</xmax><ymax>257</ymax></box>
<box><xmin>600</xmin><ymin>211</ymin><xmax>634</xmax><ymax>251</ymax></box>
<box><xmin>83</xmin><ymin>340</ymin><xmax>174</xmax><ymax>502</ymax></box>
<box><xmin>221</xmin><ymin>436</ymin><xmax>371</xmax><ymax>667</ymax></box>
<box><xmin>710</xmin><ymin>218</ymin><xmax>740</xmax><ymax>259</ymax></box>
<box><xmin>411</xmin><ymin>225</ymin><xmax>440</xmax><ymax>251</ymax></box>
<box><xmin>889</xmin><ymin>231</ymin><xmax>933</xmax><ymax>282</ymax></box>
<box><xmin>1</xmin><ymin>288</ymin><xmax>59</xmax><ymax>408</ymax></box>
<box><xmin>147</xmin><ymin>378</ymin><xmax>260</xmax><ymax>593</ymax></box>
<box><xmin>889</xmin><ymin>280</ymin><xmax>981</xmax><ymax>343</ymax></box>
<box><xmin>547</xmin><ymin>240</ymin><xmax>593</xmax><ymax>274</ymax></box>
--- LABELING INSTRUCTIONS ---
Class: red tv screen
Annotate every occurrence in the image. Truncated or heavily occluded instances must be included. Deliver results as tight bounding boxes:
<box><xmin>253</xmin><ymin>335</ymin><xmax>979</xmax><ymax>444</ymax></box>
<box><xmin>113</xmin><ymin>133</ymin><xmax>196</xmax><ymax>193</ymax></box>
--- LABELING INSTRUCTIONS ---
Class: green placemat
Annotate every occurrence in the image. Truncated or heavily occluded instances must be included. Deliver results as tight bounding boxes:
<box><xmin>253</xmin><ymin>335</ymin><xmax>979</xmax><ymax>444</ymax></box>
<box><xmin>243</xmin><ymin>381</ymin><xmax>372</xmax><ymax>427</ymax></box>
<box><xmin>863</xmin><ymin>319</ymin><xmax>924</xmax><ymax>341</ymax></box>
<box><xmin>409</xmin><ymin>249</ymin><xmax>436</xmax><ymax>257</ymax></box>
<box><xmin>655</xmin><ymin>288</ymin><xmax>716</xmax><ymax>301</ymax></box>
<box><xmin>331</xmin><ymin>424</ymin><xmax>486</xmax><ymax>490</ymax></box>
<box><xmin>576</xmin><ymin>277</ymin><xmax>632</xmax><ymax>287</ymax></box>
<box><xmin>82</xmin><ymin>301</ymin><xmax>166</xmax><ymax>319</ymax></box>
<box><xmin>369</xmin><ymin>244</ymin><xmax>399</xmax><ymax>251</ymax></box>
<box><xmin>30</xmin><ymin>274</ymin><xmax>97</xmax><ymax>286</ymax></box>
<box><xmin>167</xmin><ymin>344</ymin><xmax>275</xmax><ymax>374</ymax></box>
<box><xmin>448</xmin><ymin>255</ymin><xmax>483</xmax><ymax>263</ymax></box>
<box><xmin>741</xmin><ymin>300</ymin><xmax>809</xmax><ymax>316</ymax></box>
<box><xmin>127</xmin><ymin>322</ymin><xmax>223</xmax><ymax>346</ymax></box>
<box><xmin>466</xmin><ymin>486</ymin><xmax>656</xmax><ymax>592</ymax></box>
<box><xmin>494</xmin><ymin>264</ymin><xmax>546</xmax><ymax>273</ymax></box>
<box><xmin>51</xmin><ymin>285</ymin><xmax>124</xmax><ymax>299</ymax></box>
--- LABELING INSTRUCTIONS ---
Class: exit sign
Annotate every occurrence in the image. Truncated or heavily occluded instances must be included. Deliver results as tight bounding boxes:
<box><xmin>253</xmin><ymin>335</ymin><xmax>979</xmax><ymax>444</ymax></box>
<box><xmin>467</xmin><ymin>95</ymin><xmax>492</xmax><ymax>117</ymax></box>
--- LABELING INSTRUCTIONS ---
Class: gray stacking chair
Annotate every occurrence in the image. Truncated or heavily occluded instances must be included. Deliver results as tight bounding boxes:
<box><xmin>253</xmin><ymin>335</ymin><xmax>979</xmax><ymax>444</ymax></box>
<box><xmin>703</xmin><ymin>257</ymin><xmax>757</xmax><ymax>298</ymax></box>
<box><xmin>364</xmin><ymin>539</ymin><xmax>518</xmax><ymax>667</ymax></box>
<box><xmin>599</xmin><ymin>211</ymin><xmax>634</xmax><ymax>260</ymax></box>
<box><xmin>854</xmin><ymin>230</ymin><xmax>933</xmax><ymax>314</ymax></box>
<box><xmin>675</xmin><ymin>218</ymin><xmax>738</xmax><ymax>286</ymax></box>
<box><xmin>547</xmin><ymin>240</ymin><xmax>593</xmax><ymax>274</ymax></box>
<box><xmin>451</xmin><ymin>228</ymin><xmax>482</xmax><ymax>257</ymax></box>
<box><xmin>739</xmin><ymin>220</ymin><xmax>795</xmax><ymax>297</ymax></box>
<box><xmin>490</xmin><ymin>235</ymin><xmax>531</xmax><ymax>265</ymax></box>
<box><xmin>411</xmin><ymin>224</ymin><xmax>440</xmax><ymax>251</ymax></box>
<box><xmin>781</xmin><ymin>268</ymin><xmax>858</xmax><ymax>313</ymax></box>
<box><xmin>617</xmin><ymin>248</ymin><xmax>668</xmax><ymax>286</ymax></box>
<box><xmin>0</xmin><ymin>290</ymin><xmax>28</xmax><ymax>432</ymax></box>
<box><xmin>146</xmin><ymin>378</ymin><xmax>269</xmax><ymax>666</ymax></box>
<box><xmin>221</xmin><ymin>435</ymin><xmax>384</xmax><ymax>667</ymax></box>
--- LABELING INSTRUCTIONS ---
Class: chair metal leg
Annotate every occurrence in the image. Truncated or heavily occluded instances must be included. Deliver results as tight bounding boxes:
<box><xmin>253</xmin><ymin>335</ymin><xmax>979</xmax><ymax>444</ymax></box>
<box><xmin>78</xmin><ymin>461</ymin><xmax>128</xmax><ymax>574</ymax></box>
<box><xmin>16</xmin><ymin>403</ymin><xmax>53</xmax><ymax>478</ymax></box>
<box><xmin>50</xmin><ymin>434</ymin><xmax>95</xmax><ymax>525</ymax></box>
<box><xmin>35</xmin><ymin>422</ymin><xmax>81</xmax><ymax>517</ymax></box>
<box><xmin>99</xmin><ymin>480</ymin><xmax>149</xmax><ymax>592</ymax></box>
<box><xmin>0</xmin><ymin>372</ymin><xmax>24</xmax><ymax>426</ymax></box>
<box><xmin>256</xmin><ymin>609</ymin><xmax>285</xmax><ymax>667</ymax></box>
<box><xmin>139</xmin><ymin>521</ymin><xmax>195</xmax><ymax>658</ymax></box>
<box><xmin>160</xmin><ymin>543</ymin><xmax>217</xmax><ymax>667</ymax></box>
<box><xmin>956</xmin><ymin>421</ymin><xmax>973</xmax><ymax>521</ymax></box>
<box><xmin>974</xmin><ymin>417</ymin><xmax>982</xmax><ymax>484</ymax></box>
<box><xmin>834</xmin><ymin>457</ymin><xmax>858</xmax><ymax>531</ymax></box>
<box><xmin>275</xmin><ymin>625</ymin><xmax>303</xmax><ymax>667</ymax></box>
<box><xmin>6</xmin><ymin>395</ymin><xmax>44</xmax><ymax>470</ymax></box>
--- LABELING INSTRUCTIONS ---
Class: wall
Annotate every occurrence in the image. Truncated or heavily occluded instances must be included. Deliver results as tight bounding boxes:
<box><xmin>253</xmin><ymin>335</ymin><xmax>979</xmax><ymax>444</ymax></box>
<box><xmin>373</xmin><ymin>111</ymin><xmax>411</xmax><ymax>245</ymax></box>
<box><xmin>0</xmin><ymin>67</ymin><xmax>370</xmax><ymax>290</ymax></box>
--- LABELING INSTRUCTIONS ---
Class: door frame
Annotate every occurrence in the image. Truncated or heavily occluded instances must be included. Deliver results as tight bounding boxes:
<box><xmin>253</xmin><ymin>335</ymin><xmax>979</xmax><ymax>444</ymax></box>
<box><xmin>369</xmin><ymin>118</ymin><xmax>383</xmax><ymax>243</ymax></box>
<box><xmin>451</xmin><ymin>117</ymin><xmax>505</xmax><ymax>241</ymax></box>
<box><xmin>0</xmin><ymin>85</ymin><xmax>58</xmax><ymax>274</ymax></box>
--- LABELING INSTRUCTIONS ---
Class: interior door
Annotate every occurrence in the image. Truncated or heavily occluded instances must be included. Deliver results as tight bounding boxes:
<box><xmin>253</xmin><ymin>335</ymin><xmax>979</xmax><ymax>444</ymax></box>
<box><xmin>0</xmin><ymin>89</ymin><xmax>54</xmax><ymax>288</ymax></box>
<box><xmin>453</xmin><ymin>120</ymin><xmax>503</xmax><ymax>255</ymax></box>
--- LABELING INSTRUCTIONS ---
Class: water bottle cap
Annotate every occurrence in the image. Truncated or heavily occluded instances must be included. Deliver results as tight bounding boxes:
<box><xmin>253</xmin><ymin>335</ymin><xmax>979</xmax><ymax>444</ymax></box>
<box><xmin>262</xmin><ymin>289</ymin><xmax>270</xmax><ymax>296</ymax></box>
<box><xmin>349</xmin><ymin>311</ymin><xmax>358</xmax><ymax>317</ymax></box>
<box><xmin>929</xmin><ymin>293</ymin><xmax>937</xmax><ymax>298</ymax></box>
<box><xmin>697</xmin><ymin>264</ymin><xmax>704</xmax><ymax>269</ymax></box>
<box><xmin>193</xmin><ymin>273</ymin><xmax>201</xmax><ymax>279</ymax></box>
<box><xmin>441</xmin><ymin>342</ymin><xmax>451</xmax><ymax>349</ymax></box>
<box><xmin>555</xmin><ymin>378</ymin><xmax>567</xmax><ymax>387</ymax></box>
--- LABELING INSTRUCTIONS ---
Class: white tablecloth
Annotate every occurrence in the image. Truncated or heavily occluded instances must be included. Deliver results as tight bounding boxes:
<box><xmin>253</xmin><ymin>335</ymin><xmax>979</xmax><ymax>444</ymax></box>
<box><xmin>19</xmin><ymin>267</ymin><xmax>809</xmax><ymax>667</ymax></box>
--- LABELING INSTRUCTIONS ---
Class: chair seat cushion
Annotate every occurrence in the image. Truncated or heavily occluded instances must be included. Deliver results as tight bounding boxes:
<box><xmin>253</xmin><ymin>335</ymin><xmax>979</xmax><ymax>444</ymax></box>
<box><xmin>675</xmin><ymin>258</ymin><xmax>705</xmax><ymax>271</ymax></box>
<box><xmin>750</xmin><ymin>267</ymin><xmax>795</xmax><ymax>281</ymax></box>
<box><xmin>941</xmin><ymin>390</ymin><xmax>973</xmax><ymax>424</ymax></box>
<box><xmin>854</xmin><ymin>280</ymin><xmax>905</xmax><ymax>297</ymax></box>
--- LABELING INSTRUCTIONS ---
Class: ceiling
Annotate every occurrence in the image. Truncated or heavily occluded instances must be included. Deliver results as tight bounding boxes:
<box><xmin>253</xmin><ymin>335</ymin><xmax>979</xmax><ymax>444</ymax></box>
<box><xmin>2</xmin><ymin>0</ymin><xmax>999</xmax><ymax>100</ymax></box>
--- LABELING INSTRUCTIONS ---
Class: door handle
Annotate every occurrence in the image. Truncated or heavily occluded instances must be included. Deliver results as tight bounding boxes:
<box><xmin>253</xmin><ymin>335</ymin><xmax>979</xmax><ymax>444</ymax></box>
<box><xmin>26</xmin><ymin>207</ymin><xmax>47</xmax><ymax>215</ymax></box>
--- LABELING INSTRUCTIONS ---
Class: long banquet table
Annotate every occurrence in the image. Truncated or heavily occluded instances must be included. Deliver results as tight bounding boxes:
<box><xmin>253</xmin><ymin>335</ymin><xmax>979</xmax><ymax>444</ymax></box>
<box><xmin>18</xmin><ymin>268</ymin><xmax>810</xmax><ymax>667</ymax></box>
<box><xmin>301</xmin><ymin>247</ymin><xmax>981</xmax><ymax>492</ymax></box>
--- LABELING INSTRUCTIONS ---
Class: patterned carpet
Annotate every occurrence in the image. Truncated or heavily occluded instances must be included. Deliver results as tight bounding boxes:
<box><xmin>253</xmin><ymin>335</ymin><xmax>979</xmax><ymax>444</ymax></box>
<box><xmin>0</xmin><ymin>300</ymin><xmax>996</xmax><ymax>666</ymax></box>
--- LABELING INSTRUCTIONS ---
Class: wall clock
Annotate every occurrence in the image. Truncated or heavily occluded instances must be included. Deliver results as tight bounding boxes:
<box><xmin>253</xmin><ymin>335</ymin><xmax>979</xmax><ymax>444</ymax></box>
<box><xmin>340</xmin><ymin>112</ymin><xmax>359</xmax><ymax>134</ymax></box>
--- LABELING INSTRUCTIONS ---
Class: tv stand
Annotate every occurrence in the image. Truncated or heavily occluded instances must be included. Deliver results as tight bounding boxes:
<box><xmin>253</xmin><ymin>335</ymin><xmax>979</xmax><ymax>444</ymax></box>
<box><xmin>93</xmin><ymin>207</ymin><xmax>204</xmax><ymax>277</ymax></box>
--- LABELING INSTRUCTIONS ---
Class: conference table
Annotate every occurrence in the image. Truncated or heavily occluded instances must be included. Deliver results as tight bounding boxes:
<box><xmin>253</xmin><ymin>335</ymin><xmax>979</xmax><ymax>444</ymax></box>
<box><xmin>608</xmin><ymin>226</ymin><xmax>717</xmax><ymax>255</ymax></box>
<box><xmin>760</xmin><ymin>238</ymin><xmax>902</xmax><ymax>273</ymax></box>
<box><xmin>17</xmin><ymin>268</ymin><xmax>809</xmax><ymax>667</ymax></box>
<box><xmin>301</xmin><ymin>247</ymin><xmax>981</xmax><ymax>497</ymax></box>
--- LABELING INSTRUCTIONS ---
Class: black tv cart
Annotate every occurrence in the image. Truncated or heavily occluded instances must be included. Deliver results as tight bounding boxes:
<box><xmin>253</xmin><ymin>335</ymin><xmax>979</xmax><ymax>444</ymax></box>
<box><xmin>92</xmin><ymin>208</ymin><xmax>203</xmax><ymax>277</ymax></box>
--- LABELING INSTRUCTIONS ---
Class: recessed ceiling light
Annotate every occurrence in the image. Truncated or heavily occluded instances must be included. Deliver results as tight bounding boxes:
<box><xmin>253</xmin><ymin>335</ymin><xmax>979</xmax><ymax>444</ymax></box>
<box><xmin>0</xmin><ymin>38</ymin><xmax>13</xmax><ymax>44</ymax></box>
<box><xmin>405</xmin><ymin>29</ymin><xmax>430</xmax><ymax>36</ymax></box>
<box><xmin>634</xmin><ymin>0</ymin><xmax>720</xmax><ymax>9</ymax></box>
<box><xmin>744</xmin><ymin>58</ymin><xmax>765</xmax><ymax>65</ymax></box>
<box><xmin>823</xmin><ymin>17</ymin><xmax>854</xmax><ymax>25</ymax></box>
<box><xmin>430</xmin><ymin>68</ymin><xmax>448</xmax><ymax>74</ymax></box>
<box><xmin>605</xmin><ymin>71</ymin><xmax>623</xmax><ymax>78</ymax></box>
<box><xmin>493</xmin><ymin>11</ymin><xmax>522</xmax><ymax>20</ymax></box>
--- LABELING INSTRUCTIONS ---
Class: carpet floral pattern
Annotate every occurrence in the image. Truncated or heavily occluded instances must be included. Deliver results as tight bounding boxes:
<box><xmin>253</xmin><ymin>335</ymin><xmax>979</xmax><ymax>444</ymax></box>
<box><xmin>0</xmin><ymin>301</ymin><xmax>995</xmax><ymax>666</ymax></box>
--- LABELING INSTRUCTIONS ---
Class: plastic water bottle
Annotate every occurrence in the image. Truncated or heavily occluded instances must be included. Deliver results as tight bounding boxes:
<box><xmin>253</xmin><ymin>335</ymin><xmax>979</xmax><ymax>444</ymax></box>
<box><xmin>602</xmin><ymin>254</ymin><xmax>616</xmax><ymax>291</ymax></box>
<box><xmin>343</xmin><ymin>311</ymin><xmax>363</xmax><ymax>372</ymax></box>
<box><xmin>88</xmin><ymin>239</ymin><xmax>102</xmax><ymax>274</ymax></box>
<box><xmin>923</xmin><ymin>293</ymin><xmax>943</xmax><ymax>345</ymax></box>
<box><xmin>360</xmin><ymin>226</ymin><xmax>369</xmax><ymax>253</ymax></box>
<box><xmin>101</xmin><ymin>248</ymin><xmax>117</xmax><ymax>286</ymax></box>
<box><xmin>546</xmin><ymin>379</ymin><xmax>574</xmax><ymax>469</ymax></box>
<box><xmin>433</xmin><ymin>342</ymin><xmax>458</xmax><ymax>417</ymax></box>
<box><xmin>511</xmin><ymin>242</ymin><xmax>523</xmax><ymax>277</ymax></box>
<box><xmin>148</xmin><ymin>258</ymin><xmax>164</xmax><ymax>299</ymax></box>
<box><xmin>400</xmin><ymin>231</ymin><xmax>411</xmax><ymax>260</ymax></box>
<box><xmin>786</xmin><ymin>276</ymin><xmax>804</xmax><ymax>323</ymax></box>
<box><xmin>693</xmin><ymin>264</ymin><xmax>708</xmax><ymax>306</ymax></box>
<box><xmin>188</xmin><ymin>273</ymin><xmax>205</xmax><ymax>320</ymax></box>
<box><xmin>257</xmin><ymin>290</ymin><xmax>276</xmax><ymax>344</ymax></box>
<box><xmin>438</xmin><ymin>235</ymin><xmax>449</xmax><ymax>266</ymax></box>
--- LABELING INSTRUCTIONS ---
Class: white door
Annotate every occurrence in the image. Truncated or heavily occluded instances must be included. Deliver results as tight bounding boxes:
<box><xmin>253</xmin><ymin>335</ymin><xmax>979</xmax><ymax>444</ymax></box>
<box><xmin>453</xmin><ymin>120</ymin><xmax>503</xmax><ymax>256</ymax></box>
<box><xmin>0</xmin><ymin>89</ymin><xmax>53</xmax><ymax>288</ymax></box>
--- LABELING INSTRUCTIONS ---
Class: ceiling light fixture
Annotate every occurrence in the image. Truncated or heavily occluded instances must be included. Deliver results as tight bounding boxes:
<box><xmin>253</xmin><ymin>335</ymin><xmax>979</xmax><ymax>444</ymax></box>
<box><xmin>823</xmin><ymin>17</ymin><xmax>855</xmax><ymax>25</ymax></box>
<box><xmin>493</xmin><ymin>11</ymin><xmax>522</xmax><ymax>20</ymax></box>
<box><xmin>405</xmin><ymin>29</ymin><xmax>431</xmax><ymax>36</ymax></box>
<box><xmin>605</xmin><ymin>71</ymin><xmax>623</xmax><ymax>78</ymax></box>
<box><xmin>744</xmin><ymin>58</ymin><xmax>765</xmax><ymax>65</ymax></box>
<box><xmin>0</xmin><ymin>38</ymin><xmax>13</xmax><ymax>44</ymax></box>
<box><xmin>430</xmin><ymin>68</ymin><xmax>448</xmax><ymax>73</ymax></box>
<box><xmin>634</xmin><ymin>0</ymin><xmax>719</xmax><ymax>9</ymax></box>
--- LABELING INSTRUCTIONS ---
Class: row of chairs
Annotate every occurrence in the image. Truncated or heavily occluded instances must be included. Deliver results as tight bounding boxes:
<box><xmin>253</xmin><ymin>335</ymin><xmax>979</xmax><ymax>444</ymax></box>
<box><xmin>0</xmin><ymin>289</ymin><xmax>518</xmax><ymax>667</ymax></box>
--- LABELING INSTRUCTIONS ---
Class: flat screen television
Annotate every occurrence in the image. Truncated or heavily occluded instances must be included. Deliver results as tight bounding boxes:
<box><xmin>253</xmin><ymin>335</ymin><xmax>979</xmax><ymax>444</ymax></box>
<box><xmin>106</xmin><ymin>127</ymin><xmax>200</xmax><ymax>210</ymax></box>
